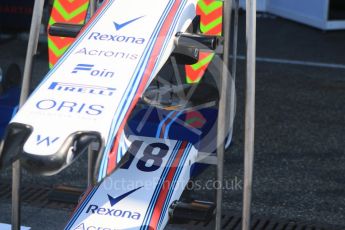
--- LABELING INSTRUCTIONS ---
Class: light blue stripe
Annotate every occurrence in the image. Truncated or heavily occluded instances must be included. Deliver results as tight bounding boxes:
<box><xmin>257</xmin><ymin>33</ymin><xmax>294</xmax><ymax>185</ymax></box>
<box><xmin>155</xmin><ymin>111</ymin><xmax>176</xmax><ymax>138</ymax></box>
<box><xmin>148</xmin><ymin>0</ymin><xmax>187</xmax><ymax>83</ymax></box>
<box><xmin>164</xmin><ymin>111</ymin><xmax>183</xmax><ymax>138</ymax></box>
<box><xmin>117</xmin><ymin>133</ymin><xmax>128</xmax><ymax>161</ymax></box>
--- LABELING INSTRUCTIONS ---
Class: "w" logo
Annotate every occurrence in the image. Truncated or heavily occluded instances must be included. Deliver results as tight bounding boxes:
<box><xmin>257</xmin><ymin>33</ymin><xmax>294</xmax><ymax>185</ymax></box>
<box><xmin>36</xmin><ymin>135</ymin><xmax>60</xmax><ymax>146</ymax></box>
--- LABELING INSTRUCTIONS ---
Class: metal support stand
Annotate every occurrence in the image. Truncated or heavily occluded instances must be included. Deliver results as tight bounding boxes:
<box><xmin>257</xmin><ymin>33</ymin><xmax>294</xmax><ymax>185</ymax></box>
<box><xmin>20</xmin><ymin>0</ymin><xmax>45</xmax><ymax>104</ymax></box>
<box><xmin>90</xmin><ymin>0</ymin><xmax>97</xmax><ymax>15</ymax></box>
<box><xmin>12</xmin><ymin>1</ymin><xmax>45</xmax><ymax>229</ymax></box>
<box><xmin>232</xmin><ymin>0</ymin><xmax>239</xmax><ymax>81</ymax></box>
<box><xmin>215</xmin><ymin>0</ymin><xmax>233</xmax><ymax>229</ymax></box>
<box><xmin>11</xmin><ymin>161</ymin><xmax>21</xmax><ymax>230</ymax></box>
<box><xmin>87</xmin><ymin>0</ymin><xmax>97</xmax><ymax>187</ymax></box>
<box><xmin>87</xmin><ymin>148</ymin><xmax>96</xmax><ymax>186</ymax></box>
<box><xmin>242</xmin><ymin>0</ymin><xmax>256</xmax><ymax>230</ymax></box>
<box><xmin>225</xmin><ymin>0</ymin><xmax>240</xmax><ymax>148</ymax></box>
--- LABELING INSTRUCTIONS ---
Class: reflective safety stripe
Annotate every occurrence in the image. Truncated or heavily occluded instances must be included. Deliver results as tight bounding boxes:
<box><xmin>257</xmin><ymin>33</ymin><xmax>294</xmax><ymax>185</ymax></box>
<box><xmin>197</xmin><ymin>0</ymin><xmax>222</xmax><ymax>35</ymax></box>
<box><xmin>185</xmin><ymin>0</ymin><xmax>222</xmax><ymax>83</ymax></box>
<box><xmin>48</xmin><ymin>0</ymin><xmax>90</xmax><ymax>68</ymax></box>
<box><xmin>185</xmin><ymin>52</ymin><xmax>214</xmax><ymax>83</ymax></box>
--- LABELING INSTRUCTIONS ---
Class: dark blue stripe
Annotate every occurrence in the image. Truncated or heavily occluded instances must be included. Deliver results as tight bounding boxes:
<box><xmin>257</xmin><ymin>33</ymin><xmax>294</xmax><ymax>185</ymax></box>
<box><xmin>73</xmin><ymin>67</ymin><xmax>92</xmax><ymax>71</ymax></box>
<box><xmin>76</xmin><ymin>64</ymin><xmax>94</xmax><ymax>67</ymax></box>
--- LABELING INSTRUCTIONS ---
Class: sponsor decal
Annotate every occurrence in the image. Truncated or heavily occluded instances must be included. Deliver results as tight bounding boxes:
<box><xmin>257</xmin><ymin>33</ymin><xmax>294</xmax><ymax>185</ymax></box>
<box><xmin>87</xmin><ymin>32</ymin><xmax>145</xmax><ymax>45</ymax></box>
<box><xmin>72</xmin><ymin>64</ymin><xmax>115</xmax><ymax>78</ymax></box>
<box><xmin>107</xmin><ymin>186</ymin><xmax>143</xmax><ymax>207</ymax></box>
<box><xmin>85</xmin><ymin>205</ymin><xmax>141</xmax><ymax>220</ymax></box>
<box><xmin>36</xmin><ymin>99</ymin><xmax>104</xmax><ymax>116</ymax></box>
<box><xmin>73</xmin><ymin>223</ymin><xmax>121</xmax><ymax>230</ymax></box>
<box><xmin>113</xmin><ymin>16</ymin><xmax>144</xmax><ymax>31</ymax></box>
<box><xmin>36</xmin><ymin>135</ymin><xmax>59</xmax><ymax>146</ymax></box>
<box><xmin>48</xmin><ymin>82</ymin><xmax>116</xmax><ymax>96</ymax></box>
<box><xmin>74</xmin><ymin>48</ymin><xmax>138</xmax><ymax>60</ymax></box>
<box><xmin>84</xmin><ymin>187</ymin><xmax>142</xmax><ymax>220</ymax></box>
<box><xmin>72</xmin><ymin>64</ymin><xmax>93</xmax><ymax>73</ymax></box>
<box><xmin>86</xmin><ymin>16</ymin><xmax>145</xmax><ymax>45</ymax></box>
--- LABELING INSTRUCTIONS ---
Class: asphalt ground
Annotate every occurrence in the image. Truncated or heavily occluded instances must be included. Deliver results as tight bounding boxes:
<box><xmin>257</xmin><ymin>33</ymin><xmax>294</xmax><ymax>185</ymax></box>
<box><xmin>1</xmin><ymin>12</ymin><xmax>345</xmax><ymax>229</ymax></box>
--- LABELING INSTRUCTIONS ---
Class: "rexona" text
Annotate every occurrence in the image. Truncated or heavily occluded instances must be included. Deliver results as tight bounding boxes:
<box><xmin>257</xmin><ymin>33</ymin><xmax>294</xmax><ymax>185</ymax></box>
<box><xmin>85</xmin><ymin>205</ymin><xmax>141</xmax><ymax>220</ymax></box>
<box><xmin>88</xmin><ymin>32</ymin><xmax>145</xmax><ymax>45</ymax></box>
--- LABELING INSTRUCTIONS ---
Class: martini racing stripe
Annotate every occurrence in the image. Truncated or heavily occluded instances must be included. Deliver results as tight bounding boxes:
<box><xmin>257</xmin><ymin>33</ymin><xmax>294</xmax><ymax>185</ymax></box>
<box><xmin>163</xmin><ymin>111</ymin><xmax>183</xmax><ymax>139</ymax></box>
<box><xmin>147</xmin><ymin>0</ymin><xmax>188</xmax><ymax>84</ymax></box>
<box><xmin>97</xmin><ymin>0</ymin><xmax>177</xmax><ymax>179</ymax></box>
<box><xmin>147</xmin><ymin>141</ymin><xmax>190</xmax><ymax>229</ymax></box>
<box><xmin>141</xmin><ymin>141</ymin><xmax>189</xmax><ymax>229</ymax></box>
<box><xmin>155</xmin><ymin>110</ymin><xmax>184</xmax><ymax>139</ymax></box>
<box><xmin>98</xmin><ymin>0</ymin><xmax>177</xmax><ymax>178</ymax></box>
<box><xmin>105</xmin><ymin>0</ymin><xmax>188</xmax><ymax>174</ymax></box>
<box><xmin>157</xmin><ymin>142</ymin><xmax>192</xmax><ymax>229</ymax></box>
<box><xmin>155</xmin><ymin>111</ymin><xmax>176</xmax><ymax>138</ymax></box>
<box><xmin>156</xmin><ymin>111</ymin><xmax>180</xmax><ymax>138</ymax></box>
<box><xmin>140</xmin><ymin>141</ymin><xmax>182</xmax><ymax>229</ymax></box>
<box><xmin>102</xmin><ymin>0</ymin><xmax>191</xmax><ymax>177</ymax></box>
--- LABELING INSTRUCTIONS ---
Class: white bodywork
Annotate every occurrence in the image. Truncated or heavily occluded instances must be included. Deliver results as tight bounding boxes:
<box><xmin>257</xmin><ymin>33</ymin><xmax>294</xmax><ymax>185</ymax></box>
<box><xmin>10</xmin><ymin>0</ymin><xmax>197</xmax><ymax>160</ymax></box>
<box><xmin>65</xmin><ymin>136</ymin><xmax>198</xmax><ymax>230</ymax></box>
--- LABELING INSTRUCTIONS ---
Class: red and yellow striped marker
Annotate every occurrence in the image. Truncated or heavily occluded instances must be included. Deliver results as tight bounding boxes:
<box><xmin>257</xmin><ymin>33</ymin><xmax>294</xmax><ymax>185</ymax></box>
<box><xmin>185</xmin><ymin>0</ymin><xmax>222</xmax><ymax>83</ymax></box>
<box><xmin>48</xmin><ymin>0</ymin><xmax>90</xmax><ymax>68</ymax></box>
<box><xmin>197</xmin><ymin>0</ymin><xmax>222</xmax><ymax>35</ymax></box>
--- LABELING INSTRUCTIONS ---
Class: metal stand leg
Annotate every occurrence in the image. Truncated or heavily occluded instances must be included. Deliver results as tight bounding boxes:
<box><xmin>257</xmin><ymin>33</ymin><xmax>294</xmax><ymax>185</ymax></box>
<box><xmin>225</xmin><ymin>0</ymin><xmax>240</xmax><ymax>149</ymax></box>
<box><xmin>87</xmin><ymin>147</ymin><xmax>96</xmax><ymax>186</ymax></box>
<box><xmin>232</xmin><ymin>0</ymin><xmax>239</xmax><ymax>81</ymax></box>
<box><xmin>12</xmin><ymin>0</ymin><xmax>45</xmax><ymax>229</ymax></box>
<box><xmin>215</xmin><ymin>0</ymin><xmax>233</xmax><ymax>229</ymax></box>
<box><xmin>90</xmin><ymin>0</ymin><xmax>97</xmax><ymax>15</ymax></box>
<box><xmin>242</xmin><ymin>0</ymin><xmax>256</xmax><ymax>229</ymax></box>
<box><xmin>11</xmin><ymin>160</ymin><xmax>21</xmax><ymax>230</ymax></box>
<box><xmin>20</xmin><ymin>0</ymin><xmax>45</xmax><ymax>105</ymax></box>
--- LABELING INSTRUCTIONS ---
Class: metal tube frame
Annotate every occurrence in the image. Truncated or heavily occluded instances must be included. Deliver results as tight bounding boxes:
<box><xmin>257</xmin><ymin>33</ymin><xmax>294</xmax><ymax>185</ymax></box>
<box><xmin>215</xmin><ymin>0</ymin><xmax>233</xmax><ymax>228</ymax></box>
<box><xmin>242</xmin><ymin>0</ymin><xmax>256</xmax><ymax>230</ymax></box>
<box><xmin>12</xmin><ymin>0</ymin><xmax>45</xmax><ymax>229</ymax></box>
<box><xmin>12</xmin><ymin>0</ymin><xmax>100</xmax><ymax>228</ymax></box>
<box><xmin>232</xmin><ymin>0</ymin><xmax>239</xmax><ymax>82</ymax></box>
<box><xmin>90</xmin><ymin>0</ymin><xmax>97</xmax><ymax>15</ymax></box>
<box><xmin>11</xmin><ymin>161</ymin><xmax>21</xmax><ymax>230</ymax></box>
<box><xmin>87</xmin><ymin>0</ymin><xmax>97</xmax><ymax>187</ymax></box>
<box><xmin>216</xmin><ymin>0</ymin><xmax>256</xmax><ymax>229</ymax></box>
